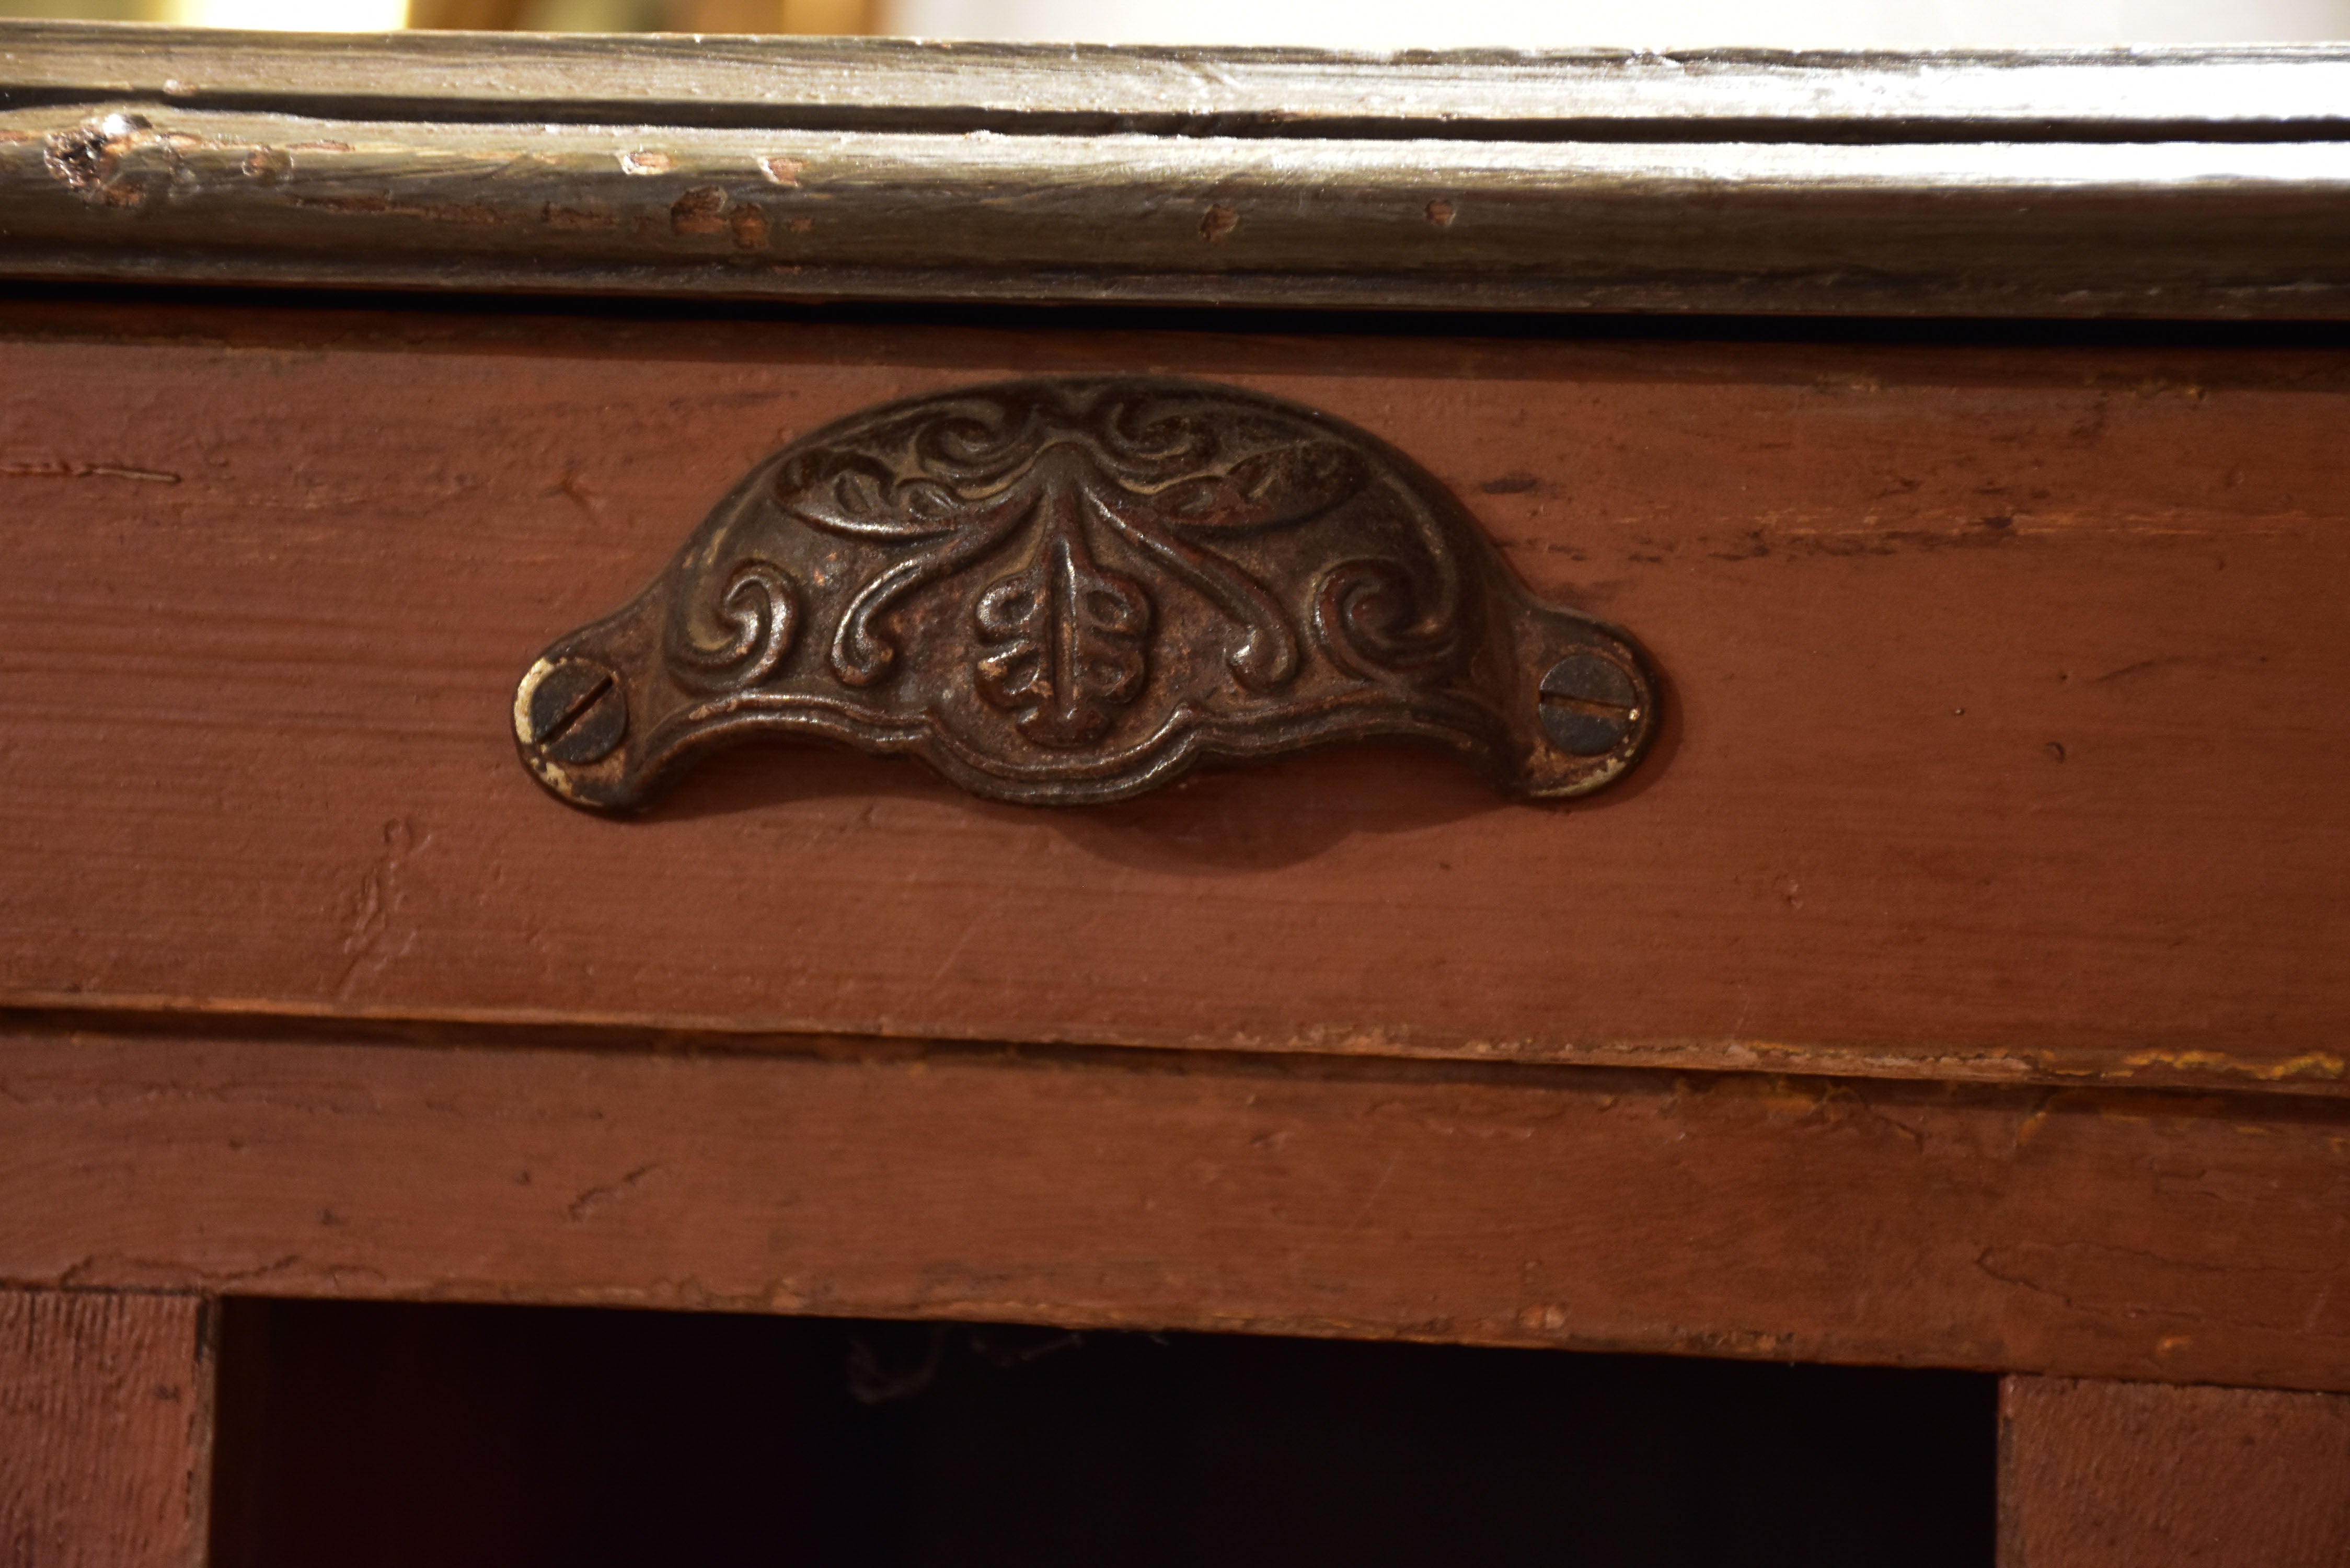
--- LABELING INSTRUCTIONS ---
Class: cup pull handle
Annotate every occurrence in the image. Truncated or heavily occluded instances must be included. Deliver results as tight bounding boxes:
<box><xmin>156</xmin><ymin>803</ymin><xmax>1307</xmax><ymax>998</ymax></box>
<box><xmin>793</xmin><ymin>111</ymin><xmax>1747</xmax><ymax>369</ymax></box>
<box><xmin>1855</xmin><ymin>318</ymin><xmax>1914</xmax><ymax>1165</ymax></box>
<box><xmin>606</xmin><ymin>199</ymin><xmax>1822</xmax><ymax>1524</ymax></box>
<box><xmin>515</xmin><ymin>375</ymin><xmax>1660</xmax><ymax>810</ymax></box>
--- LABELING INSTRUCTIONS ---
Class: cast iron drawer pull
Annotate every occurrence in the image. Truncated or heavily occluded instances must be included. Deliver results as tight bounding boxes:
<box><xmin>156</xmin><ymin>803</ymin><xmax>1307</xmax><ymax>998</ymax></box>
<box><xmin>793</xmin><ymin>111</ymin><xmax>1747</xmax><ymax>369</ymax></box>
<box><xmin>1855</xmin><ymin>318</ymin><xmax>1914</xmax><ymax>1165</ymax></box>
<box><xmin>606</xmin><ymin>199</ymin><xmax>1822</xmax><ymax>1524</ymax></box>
<box><xmin>514</xmin><ymin>377</ymin><xmax>1659</xmax><ymax>809</ymax></box>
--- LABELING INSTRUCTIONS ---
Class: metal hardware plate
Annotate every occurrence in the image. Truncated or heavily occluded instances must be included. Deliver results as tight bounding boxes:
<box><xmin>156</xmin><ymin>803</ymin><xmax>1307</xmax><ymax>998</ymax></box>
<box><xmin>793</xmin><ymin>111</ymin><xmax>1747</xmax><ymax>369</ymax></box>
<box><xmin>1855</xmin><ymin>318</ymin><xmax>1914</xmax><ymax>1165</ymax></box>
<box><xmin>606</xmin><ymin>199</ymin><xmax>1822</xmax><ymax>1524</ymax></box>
<box><xmin>515</xmin><ymin>377</ymin><xmax>1658</xmax><ymax>808</ymax></box>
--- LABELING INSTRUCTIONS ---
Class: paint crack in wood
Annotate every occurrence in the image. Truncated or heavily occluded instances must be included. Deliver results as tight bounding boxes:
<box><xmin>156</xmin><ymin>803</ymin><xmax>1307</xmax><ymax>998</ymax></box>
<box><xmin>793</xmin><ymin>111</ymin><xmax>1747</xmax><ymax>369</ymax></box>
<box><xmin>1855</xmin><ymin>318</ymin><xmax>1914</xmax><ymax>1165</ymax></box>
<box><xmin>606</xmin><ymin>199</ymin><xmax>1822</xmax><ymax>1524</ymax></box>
<box><xmin>567</xmin><ymin>1163</ymin><xmax>663</xmax><ymax>1223</ymax></box>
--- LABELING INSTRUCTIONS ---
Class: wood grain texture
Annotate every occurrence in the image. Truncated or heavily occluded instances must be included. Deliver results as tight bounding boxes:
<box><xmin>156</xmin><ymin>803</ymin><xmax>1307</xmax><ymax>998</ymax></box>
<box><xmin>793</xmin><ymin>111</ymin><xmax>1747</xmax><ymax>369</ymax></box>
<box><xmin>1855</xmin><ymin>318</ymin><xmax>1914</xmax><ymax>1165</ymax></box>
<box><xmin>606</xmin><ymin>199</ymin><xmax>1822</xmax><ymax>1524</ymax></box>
<box><xmin>1999</xmin><ymin>1376</ymin><xmax>2350</xmax><ymax>1566</ymax></box>
<box><xmin>4</xmin><ymin>27</ymin><xmax>2350</xmax><ymax>316</ymax></box>
<box><xmin>3</xmin><ymin>303</ymin><xmax>2347</xmax><ymax>1095</ymax></box>
<box><xmin>4</xmin><ymin>303</ymin><xmax>2350</xmax><ymax>1090</ymax></box>
<box><xmin>1</xmin><ymin>1023</ymin><xmax>2346</xmax><ymax>1392</ymax></box>
<box><xmin>0</xmin><ymin>1289</ymin><xmax>211</xmax><ymax>1568</ymax></box>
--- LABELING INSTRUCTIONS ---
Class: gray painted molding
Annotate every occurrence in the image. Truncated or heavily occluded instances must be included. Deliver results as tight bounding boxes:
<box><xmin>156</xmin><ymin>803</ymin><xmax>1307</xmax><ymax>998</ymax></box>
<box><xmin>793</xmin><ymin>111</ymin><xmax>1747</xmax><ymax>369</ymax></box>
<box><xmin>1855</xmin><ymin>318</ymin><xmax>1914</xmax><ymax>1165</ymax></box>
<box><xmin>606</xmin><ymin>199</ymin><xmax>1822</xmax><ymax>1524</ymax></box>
<box><xmin>6</xmin><ymin>22</ymin><xmax>2350</xmax><ymax>316</ymax></box>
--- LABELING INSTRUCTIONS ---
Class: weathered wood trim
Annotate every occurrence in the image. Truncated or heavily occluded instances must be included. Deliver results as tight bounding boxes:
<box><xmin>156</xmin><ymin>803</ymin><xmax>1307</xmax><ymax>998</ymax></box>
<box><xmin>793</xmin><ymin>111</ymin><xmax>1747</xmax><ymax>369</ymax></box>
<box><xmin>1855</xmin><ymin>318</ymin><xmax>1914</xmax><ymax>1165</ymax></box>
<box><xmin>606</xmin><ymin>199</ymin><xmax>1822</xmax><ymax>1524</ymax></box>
<box><xmin>1998</xmin><ymin>1376</ymin><xmax>2350</xmax><ymax>1566</ymax></box>
<box><xmin>3</xmin><ymin>1023</ymin><xmax>2347</xmax><ymax>1394</ymax></box>
<box><xmin>4</xmin><ymin>23</ymin><xmax>2349</xmax><ymax>316</ymax></box>
<box><xmin>0</xmin><ymin>1288</ymin><xmax>214</xmax><ymax>1568</ymax></box>
<box><xmin>8</xmin><ymin>24</ymin><xmax>2350</xmax><ymax>137</ymax></box>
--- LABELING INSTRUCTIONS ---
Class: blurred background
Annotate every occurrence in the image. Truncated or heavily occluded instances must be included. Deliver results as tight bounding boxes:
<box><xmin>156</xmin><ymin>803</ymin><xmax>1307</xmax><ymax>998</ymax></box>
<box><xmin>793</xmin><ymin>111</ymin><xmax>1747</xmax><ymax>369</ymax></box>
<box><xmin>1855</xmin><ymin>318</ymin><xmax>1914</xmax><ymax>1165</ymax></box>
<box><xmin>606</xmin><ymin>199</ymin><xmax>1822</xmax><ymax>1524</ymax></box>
<box><xmin>2</xmin><ymin>0</ymin><xmax>2346</xmax><ymax>48</ymax></box>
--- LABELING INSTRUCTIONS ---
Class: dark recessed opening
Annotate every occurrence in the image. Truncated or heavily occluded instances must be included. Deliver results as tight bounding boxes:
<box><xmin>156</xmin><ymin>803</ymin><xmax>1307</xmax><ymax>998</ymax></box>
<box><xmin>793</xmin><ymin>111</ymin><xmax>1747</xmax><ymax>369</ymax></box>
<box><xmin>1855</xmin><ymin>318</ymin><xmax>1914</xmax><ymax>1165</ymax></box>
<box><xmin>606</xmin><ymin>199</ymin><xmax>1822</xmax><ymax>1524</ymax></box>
<box><xmin>209</xmin><ymin>1298</ymin><xmax>1995</xmax><ymax>1568</ymax></box>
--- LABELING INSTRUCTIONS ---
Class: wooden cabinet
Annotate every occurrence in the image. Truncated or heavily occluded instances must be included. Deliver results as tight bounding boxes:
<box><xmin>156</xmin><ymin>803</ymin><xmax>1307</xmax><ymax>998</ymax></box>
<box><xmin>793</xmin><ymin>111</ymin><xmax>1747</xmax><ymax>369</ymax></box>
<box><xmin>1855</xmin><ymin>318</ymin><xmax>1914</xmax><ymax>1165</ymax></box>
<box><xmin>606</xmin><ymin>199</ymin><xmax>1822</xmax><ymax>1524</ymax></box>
<box><xmin>2</xmin><ymin>25</ymin><xmax>2346</xmax><ymax>1563</ymax></box>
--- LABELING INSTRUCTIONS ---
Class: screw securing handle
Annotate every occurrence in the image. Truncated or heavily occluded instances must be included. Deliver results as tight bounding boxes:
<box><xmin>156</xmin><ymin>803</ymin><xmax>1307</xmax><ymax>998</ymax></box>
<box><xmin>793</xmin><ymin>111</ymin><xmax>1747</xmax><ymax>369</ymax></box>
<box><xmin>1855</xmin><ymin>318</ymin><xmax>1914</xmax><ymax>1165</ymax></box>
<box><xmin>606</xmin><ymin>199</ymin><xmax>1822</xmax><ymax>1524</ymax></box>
<box><xmin>515</xmin><ymin>656</ymin><xmax>627</xmax><ymax>766</ymax></box>
<box><xmin>514</xmin><ymin>376</ymin><xmax>1661</xmax><ymax>810</ymax></box>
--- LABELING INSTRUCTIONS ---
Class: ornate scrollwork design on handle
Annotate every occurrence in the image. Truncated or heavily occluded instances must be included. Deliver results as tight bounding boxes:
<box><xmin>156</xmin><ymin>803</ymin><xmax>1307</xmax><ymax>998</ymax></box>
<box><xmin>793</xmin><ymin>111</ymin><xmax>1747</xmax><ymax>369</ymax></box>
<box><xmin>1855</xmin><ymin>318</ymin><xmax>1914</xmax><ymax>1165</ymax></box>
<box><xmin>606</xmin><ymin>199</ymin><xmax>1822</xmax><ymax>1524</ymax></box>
<box><xmin>514</xmin><ymin>377</ymin><xmax>1659</xmax><ymax>808</ymax></box>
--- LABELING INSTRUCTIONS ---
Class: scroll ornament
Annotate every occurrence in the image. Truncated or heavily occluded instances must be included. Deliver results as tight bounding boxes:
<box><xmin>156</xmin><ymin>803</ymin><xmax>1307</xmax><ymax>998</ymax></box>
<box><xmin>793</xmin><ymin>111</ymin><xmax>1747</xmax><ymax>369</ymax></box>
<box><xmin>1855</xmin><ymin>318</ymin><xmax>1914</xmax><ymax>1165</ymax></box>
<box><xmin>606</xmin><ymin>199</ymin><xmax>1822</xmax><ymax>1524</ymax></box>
<box><xmin>515</xmin><ymin>377</ymin><xmax>1658</xmax><ymax>808</ymax></box>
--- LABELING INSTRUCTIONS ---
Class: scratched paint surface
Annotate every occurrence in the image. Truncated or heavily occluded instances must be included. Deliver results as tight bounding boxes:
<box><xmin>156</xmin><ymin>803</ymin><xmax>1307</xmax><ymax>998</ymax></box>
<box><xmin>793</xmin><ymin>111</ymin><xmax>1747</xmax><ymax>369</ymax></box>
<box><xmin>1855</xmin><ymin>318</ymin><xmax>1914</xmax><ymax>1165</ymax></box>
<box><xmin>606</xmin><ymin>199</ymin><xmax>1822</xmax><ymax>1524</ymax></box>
<box><xmin>1</xmin><ymin>304</ymin><xmax>2346</xmax><ymax>1093</ymax></box>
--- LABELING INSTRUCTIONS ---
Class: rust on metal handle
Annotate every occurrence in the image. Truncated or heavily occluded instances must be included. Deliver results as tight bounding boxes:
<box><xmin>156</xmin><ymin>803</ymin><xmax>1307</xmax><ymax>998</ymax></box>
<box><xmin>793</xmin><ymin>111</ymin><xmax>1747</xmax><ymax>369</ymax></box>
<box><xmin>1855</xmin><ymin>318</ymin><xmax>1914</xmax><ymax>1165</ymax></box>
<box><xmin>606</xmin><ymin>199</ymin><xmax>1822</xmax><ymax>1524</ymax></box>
<box><xmin>514</xmin><ymin>376</ymin><xmax>1660</xmax><ymax>809</ymax></box>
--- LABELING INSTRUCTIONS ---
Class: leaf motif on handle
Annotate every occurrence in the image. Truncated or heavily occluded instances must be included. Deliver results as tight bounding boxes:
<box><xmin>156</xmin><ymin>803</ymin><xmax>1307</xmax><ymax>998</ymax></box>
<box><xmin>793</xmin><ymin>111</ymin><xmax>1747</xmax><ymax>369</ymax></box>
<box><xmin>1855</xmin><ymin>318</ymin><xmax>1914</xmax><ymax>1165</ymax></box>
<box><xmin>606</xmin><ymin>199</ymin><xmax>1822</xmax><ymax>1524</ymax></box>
<box><xmin>973</xmin><ymin>507</ymin><xmax>1151</xmax><ymax>748</ymax></box>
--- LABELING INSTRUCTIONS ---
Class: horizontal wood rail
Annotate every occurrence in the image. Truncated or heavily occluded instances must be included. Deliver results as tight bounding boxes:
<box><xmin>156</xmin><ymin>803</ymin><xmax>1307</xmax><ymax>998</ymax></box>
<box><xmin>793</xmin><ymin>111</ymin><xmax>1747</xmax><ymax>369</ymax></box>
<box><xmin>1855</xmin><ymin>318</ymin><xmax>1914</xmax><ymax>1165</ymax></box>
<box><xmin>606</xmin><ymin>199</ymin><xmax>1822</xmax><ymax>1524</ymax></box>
<box><xmin>4</xmin><ymin>26</ymin><xmax>2350</xmax><ymax>315</ymax></box>
<box><xmin>3</xmin><ymin>1013</ymin><xmax>2346</xmax><ymax>1396</ymax></box>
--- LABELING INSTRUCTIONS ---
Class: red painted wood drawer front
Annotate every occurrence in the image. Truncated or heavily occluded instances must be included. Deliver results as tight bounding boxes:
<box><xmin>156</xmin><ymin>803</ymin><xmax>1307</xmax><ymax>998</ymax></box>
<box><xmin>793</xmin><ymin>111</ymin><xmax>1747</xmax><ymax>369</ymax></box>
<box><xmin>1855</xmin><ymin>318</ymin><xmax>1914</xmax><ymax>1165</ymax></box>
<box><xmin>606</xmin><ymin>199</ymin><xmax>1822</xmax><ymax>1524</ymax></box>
<box><xmin>4</xmin><ymin>303</ymin><xmax>2345</xmax><ymax>1096</ymax></box>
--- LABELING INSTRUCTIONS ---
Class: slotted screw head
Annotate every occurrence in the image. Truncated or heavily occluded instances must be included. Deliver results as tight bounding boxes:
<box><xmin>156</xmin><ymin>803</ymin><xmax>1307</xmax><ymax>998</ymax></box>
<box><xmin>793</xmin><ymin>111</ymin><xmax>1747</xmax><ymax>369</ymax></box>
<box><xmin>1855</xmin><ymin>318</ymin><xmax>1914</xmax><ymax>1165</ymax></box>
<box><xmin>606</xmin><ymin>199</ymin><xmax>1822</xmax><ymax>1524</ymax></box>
<box><xmin>1538</xmin><ymin>653</ymin><xmax>1642</xmax><ymax>757</ymax></box>
<box><xmin>519</xmin><ymin>655</ymin><xmax>627</xmax><ymax>766</ymax></box>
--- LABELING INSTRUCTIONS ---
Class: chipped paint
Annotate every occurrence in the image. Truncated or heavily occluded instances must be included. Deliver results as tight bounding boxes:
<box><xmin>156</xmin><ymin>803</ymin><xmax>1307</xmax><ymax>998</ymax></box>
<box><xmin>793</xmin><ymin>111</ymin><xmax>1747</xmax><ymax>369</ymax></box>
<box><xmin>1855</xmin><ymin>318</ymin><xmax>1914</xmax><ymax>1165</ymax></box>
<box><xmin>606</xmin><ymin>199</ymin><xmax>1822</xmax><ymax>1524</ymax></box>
<box><xmin>1</xmin><ymin>460</ymin><xmax>178</xmax><ymax>483</ymax></box>
<box><xmin>2123</xmin><ymin>1049</ymin><xmax>2346</xmax><ymax>1082</ymax></box>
